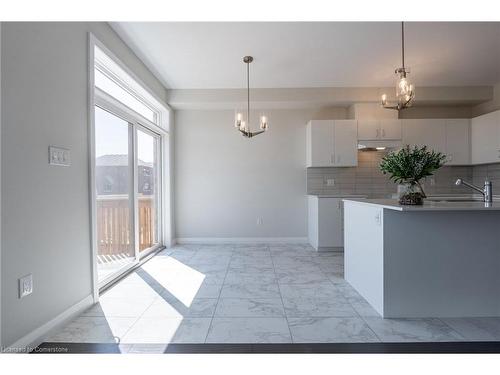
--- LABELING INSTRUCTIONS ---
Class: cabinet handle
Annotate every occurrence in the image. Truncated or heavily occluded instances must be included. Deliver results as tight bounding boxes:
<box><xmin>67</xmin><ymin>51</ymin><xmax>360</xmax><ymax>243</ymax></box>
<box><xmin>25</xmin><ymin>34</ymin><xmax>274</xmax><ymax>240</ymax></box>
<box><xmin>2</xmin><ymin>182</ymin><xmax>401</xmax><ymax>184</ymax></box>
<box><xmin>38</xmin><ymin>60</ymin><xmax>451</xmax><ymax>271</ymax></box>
<box><xmin>382</xmin><ymin>129</ymin><xmax>386</xmax><ymax>138</ymax></box>
<box><xmin>331</xmin><ymin>154</ymin><xmax>334</xmax><ymax>164</ymax></box>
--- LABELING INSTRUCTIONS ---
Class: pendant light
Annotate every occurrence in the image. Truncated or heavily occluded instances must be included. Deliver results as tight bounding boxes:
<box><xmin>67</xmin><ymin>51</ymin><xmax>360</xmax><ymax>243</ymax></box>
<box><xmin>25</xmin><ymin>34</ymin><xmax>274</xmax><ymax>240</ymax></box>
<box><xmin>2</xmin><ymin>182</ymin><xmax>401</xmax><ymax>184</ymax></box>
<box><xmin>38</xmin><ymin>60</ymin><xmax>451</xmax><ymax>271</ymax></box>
<box><xmin>234</xmin><ymin>56</ymin><xmax>268</xmax><ymax>138</ymax></box>
<box><xmin>381</xmin><ymin>22</ymin><xmax>415</xmax><ymax>111</ymax></box>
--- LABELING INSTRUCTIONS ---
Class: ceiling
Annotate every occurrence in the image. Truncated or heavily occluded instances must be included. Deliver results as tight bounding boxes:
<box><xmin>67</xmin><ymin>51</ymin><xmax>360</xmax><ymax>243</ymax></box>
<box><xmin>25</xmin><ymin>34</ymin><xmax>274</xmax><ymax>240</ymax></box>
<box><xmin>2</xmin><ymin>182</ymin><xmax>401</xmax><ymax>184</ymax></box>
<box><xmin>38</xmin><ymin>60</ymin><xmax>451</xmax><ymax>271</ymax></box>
<box><xmin>111</xmin><ymin>22</ymin><xmax>500</xmax><ymax>90</ymax></box>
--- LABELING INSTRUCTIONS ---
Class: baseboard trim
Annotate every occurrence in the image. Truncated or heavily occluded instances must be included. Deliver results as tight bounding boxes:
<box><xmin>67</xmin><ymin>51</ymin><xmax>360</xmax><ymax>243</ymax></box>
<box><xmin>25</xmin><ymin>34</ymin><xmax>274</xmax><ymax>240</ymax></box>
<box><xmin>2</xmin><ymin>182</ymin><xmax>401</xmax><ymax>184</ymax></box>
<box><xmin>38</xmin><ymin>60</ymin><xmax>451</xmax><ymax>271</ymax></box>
<box><xmin>176</xmin><ymin>237</ymin><xmax>308</xmax><ymax>245</ymax></box>
<box><xmin>3</xmin><ymin>294</ymin><xmax>94</xmax><ymax>353</ymax></box>
<box><xmin>316</xmin><ymin>246</ymin><xmax>344</xmax><ymax>253</ymax></box>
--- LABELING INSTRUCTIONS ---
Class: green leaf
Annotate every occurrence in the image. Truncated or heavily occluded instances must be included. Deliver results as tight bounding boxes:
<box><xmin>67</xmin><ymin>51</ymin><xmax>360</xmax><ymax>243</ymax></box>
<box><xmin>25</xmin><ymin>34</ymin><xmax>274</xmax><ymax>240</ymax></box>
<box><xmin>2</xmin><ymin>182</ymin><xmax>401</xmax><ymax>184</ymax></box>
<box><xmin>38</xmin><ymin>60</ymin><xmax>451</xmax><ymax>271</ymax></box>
<box><xmin>379</xmin><ymin>145</ymin><xmax>446</xmax><ymax>188</ymax></box>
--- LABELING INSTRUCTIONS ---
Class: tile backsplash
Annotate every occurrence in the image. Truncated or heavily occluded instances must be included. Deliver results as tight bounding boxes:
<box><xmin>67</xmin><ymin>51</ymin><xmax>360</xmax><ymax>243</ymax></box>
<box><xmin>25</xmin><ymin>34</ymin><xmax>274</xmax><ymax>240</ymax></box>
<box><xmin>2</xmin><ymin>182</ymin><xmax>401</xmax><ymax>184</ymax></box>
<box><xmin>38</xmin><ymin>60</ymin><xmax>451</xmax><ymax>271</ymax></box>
<box><xmin>307</xmin><ymin>151</ymin><xmax>475</xmax><ymax>198</ymax></box>
<box><xmin>473</xmin><ymin>163</ymin><xmax>500</xmax><ymax>190</ymax></box>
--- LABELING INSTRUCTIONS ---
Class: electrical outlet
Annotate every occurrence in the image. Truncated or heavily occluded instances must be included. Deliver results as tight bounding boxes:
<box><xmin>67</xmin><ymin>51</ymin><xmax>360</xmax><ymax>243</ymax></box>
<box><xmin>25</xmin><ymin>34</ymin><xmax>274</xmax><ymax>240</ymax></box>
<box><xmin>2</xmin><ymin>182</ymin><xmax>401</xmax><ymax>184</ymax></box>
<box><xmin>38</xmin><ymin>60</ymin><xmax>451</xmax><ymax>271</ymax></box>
<box><xmin>326</xmin><ymin>179</ymin><xmax>335</xmax><ymax>187</ymax></box>
<box><xmin>49</xmin><ymin>146</ymin><xmax>71</xmax><ymax>166</ymax></box>
<box><xmin>256</xmin><ymin>217</ymin><xmax>263</xmax><ymax>225</ymax></box>
<box><xmin>429</xmin><ymin>177</ymin><xmax>436</xmax><ymax>186</ymax></box>
<box><xmin>19</xmin><ymin>274</ymin><xmax>33</xmax><ymax>299</ymax></box>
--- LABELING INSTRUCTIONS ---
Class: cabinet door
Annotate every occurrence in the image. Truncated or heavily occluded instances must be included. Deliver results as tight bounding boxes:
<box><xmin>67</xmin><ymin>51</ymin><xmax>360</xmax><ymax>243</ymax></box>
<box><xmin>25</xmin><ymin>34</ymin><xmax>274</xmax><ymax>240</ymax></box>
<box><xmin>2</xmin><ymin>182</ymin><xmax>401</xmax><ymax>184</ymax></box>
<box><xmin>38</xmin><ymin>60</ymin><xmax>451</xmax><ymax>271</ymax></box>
<box><xmin>307</xmin><ymin>120</ymin><xmax>334</xmax><ymax>167</ymax></box>
<box><xmin>471</xmin><ymin>112</ymin><xmax>499</xmax><ymax>164</ymax></box>
<box><xmin>402</xmin><ymin>119</ymin><xmax>446</xmax><ymax>153</ymax></box>
<box><xmin>357</xmin><ymin>120</ymin><xmax>380</xmax><ymax>140</ymax></box>
<box><xmin>445</xmin><ymin>119</ymin><xmax>470</xmax><ymax>165</ymax></box>
<box><xmin>333</xmin><ymin>120</ymin><xmax>358</xmax><ymax>166</ymax></box>
<box><xmin>380</xmin><ymin>120</ymin><xmax>402</xmax><ymax>140</ymax></box>
<box><xmin>318</xmin><ymin>198</ymin><xmax>343</xmax><ymax>248</ymax></box>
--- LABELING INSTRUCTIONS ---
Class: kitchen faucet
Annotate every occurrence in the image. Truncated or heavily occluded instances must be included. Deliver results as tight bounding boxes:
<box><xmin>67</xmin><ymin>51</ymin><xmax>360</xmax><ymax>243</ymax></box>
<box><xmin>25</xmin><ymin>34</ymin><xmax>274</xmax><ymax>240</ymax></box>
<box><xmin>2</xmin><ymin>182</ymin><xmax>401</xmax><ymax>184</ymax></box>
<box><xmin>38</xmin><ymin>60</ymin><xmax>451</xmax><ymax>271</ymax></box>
<box><xmin>455</xmin><ymin>178</ymin><xmax>492</xmax><ymax>203</ymax></box>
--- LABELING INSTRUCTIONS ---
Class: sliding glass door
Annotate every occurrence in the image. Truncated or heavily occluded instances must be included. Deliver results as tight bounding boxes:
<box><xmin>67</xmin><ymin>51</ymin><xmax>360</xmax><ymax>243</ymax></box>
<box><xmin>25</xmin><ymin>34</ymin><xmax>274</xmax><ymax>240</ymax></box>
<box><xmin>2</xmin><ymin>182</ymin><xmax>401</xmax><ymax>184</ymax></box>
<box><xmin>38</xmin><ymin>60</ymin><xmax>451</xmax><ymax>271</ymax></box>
<box><xmin>94</xmin><ymin>106</ymin><xmax>163</xmax><ymax>286</ymax></box>
<box><xmin>95</xmin><ymin>107</ymin><xmax>135</xmax><ymax>283</ymax></box>
<box><xmin>137</xmin><ymin>127</ymin><xmax>161</xmax><ymax>254</ymax></box>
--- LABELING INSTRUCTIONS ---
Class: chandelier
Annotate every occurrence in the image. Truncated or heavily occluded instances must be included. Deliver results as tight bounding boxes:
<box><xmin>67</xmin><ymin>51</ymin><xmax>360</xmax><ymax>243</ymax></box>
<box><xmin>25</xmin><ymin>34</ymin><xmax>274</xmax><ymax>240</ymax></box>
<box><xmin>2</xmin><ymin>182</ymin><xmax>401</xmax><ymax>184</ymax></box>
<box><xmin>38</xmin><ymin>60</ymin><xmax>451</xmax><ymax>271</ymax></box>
<box><xmin>381</xmin><ymin>22</ymin><xmax>415</xmax><ymax>111</ymax></box>
<box><xmin>234</xmin><ymin>56</ymin><xmax>268</xmax><ymax>138</ymax></box>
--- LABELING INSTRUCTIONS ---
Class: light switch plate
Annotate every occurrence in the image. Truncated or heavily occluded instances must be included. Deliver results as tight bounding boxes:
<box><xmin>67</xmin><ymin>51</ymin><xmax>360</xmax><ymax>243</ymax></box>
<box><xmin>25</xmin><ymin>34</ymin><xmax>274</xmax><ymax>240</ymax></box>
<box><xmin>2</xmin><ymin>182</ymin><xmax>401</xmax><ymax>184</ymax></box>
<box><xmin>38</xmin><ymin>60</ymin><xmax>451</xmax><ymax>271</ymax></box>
<box><xmin>19</xmin><ymin>274</ymin><xmax>33</xmax><ymax>299</ymax></box>
<box><xmin>49</xmin><ymin>146</ymin><xmax>71</xmax><ymax>166</ymax></box>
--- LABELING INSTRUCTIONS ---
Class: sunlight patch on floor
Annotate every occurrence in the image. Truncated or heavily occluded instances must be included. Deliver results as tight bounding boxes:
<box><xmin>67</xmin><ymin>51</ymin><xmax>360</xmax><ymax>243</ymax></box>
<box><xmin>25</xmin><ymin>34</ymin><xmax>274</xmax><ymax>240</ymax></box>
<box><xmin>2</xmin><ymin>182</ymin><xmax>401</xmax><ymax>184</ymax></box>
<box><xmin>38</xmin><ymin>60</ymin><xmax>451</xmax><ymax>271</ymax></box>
<box><xmin>140</xmin><ymin>257</ymin><xmax>206</xmax><ymax>307</ymax></box>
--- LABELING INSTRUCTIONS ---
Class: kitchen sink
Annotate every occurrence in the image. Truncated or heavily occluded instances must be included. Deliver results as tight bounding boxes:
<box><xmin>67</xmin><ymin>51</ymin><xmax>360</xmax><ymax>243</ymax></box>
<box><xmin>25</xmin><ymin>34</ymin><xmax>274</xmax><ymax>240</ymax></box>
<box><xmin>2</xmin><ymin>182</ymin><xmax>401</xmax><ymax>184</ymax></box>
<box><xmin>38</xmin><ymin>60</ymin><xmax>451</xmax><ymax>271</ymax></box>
<box><xmin>428</xmin><ymin>198</ymin><xmax>483</xmax><ymax>203</ymax></box>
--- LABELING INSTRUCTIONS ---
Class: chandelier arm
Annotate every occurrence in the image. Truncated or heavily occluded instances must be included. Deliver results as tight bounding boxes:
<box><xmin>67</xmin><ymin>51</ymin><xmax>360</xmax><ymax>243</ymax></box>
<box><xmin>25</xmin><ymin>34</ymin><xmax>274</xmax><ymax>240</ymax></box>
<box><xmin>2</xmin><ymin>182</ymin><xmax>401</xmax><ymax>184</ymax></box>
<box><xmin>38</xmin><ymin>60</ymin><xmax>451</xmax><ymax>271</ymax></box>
<box><xmin>382</xmin><ymin>104</ymin><xmax>400</xmax><ymax>111</ymax></box>
<box><xmin>250</xmin><ymin>130</ymin><xmax>265</xmax><ymax>137</ymax></box>
<box><xmin>402</xmin><ymin>92</ymin><xmax>415</xmax><ymax>108</ymax></box>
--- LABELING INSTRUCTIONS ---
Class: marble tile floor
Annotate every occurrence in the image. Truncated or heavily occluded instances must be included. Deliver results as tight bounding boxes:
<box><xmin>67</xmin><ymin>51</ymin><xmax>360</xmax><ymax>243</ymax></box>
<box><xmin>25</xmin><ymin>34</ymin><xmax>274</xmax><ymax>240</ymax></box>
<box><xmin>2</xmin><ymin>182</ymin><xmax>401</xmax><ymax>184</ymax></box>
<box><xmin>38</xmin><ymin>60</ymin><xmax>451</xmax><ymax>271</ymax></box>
<box><xmin>46</xmin><ymin>243</ymin><xmax>500</xmax><ymax>348</ymax></box>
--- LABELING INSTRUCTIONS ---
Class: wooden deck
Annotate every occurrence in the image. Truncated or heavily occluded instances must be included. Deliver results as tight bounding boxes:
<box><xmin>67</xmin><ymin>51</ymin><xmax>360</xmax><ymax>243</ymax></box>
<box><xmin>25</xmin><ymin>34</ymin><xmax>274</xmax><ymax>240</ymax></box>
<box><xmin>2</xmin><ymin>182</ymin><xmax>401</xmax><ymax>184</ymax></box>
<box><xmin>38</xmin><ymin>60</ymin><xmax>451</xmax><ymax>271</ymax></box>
<box><xmin>96</xmin><ymin>195</ymin><xmax>156</xmax><ymax>256</ymax></box>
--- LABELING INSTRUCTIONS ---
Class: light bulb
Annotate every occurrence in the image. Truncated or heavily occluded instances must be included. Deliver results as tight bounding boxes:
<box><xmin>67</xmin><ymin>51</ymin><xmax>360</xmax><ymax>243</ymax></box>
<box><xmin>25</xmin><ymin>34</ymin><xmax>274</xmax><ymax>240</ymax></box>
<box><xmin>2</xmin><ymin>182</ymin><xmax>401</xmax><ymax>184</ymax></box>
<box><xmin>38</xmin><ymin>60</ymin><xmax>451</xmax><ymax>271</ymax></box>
<box><xmin>235</xmin><ymin>112</ymin><xmax>243</xmax><ymax>128</ymax></box>
<box><xmin>260</xmin><ymin>115</ymin><xmax>268</xmax><ymax>130</ymax></box>
<box><xmin>381</xmin><ymin>94</ymin><xmax>387</xmax><ymax>106</ymax></box>
<box><xmin>398</xmin><ymin>77</ymin><xmax>409</xmax><ymax>95</ymax></box>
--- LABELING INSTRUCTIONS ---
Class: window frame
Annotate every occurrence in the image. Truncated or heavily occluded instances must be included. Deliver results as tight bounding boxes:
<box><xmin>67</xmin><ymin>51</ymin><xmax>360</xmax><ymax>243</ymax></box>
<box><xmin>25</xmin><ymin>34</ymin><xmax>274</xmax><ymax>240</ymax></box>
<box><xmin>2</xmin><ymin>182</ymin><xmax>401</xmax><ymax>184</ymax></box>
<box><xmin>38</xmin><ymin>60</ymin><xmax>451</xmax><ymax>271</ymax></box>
<box><xmin>88</xmin><ymin>33</ymin><xmax>172</xmax><ymax>299</ymax></box>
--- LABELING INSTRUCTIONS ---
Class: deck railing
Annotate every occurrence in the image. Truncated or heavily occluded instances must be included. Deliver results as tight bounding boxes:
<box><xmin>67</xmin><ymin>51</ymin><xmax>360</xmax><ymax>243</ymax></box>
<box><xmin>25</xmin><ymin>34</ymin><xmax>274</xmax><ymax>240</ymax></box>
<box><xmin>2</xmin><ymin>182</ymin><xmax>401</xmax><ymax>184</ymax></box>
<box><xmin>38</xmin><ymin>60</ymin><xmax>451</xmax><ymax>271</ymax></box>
<box><xmin>96</xmin><ymin>195</ymin><xmax>155</xmax><ymax>256</ymax></box>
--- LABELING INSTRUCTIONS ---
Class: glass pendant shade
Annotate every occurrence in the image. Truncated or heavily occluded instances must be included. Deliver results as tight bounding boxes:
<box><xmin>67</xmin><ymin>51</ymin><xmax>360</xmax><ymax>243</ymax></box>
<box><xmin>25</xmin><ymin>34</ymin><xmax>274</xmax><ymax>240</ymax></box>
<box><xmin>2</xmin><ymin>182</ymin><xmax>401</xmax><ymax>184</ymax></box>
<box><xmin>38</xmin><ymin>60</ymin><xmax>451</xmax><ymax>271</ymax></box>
<box><xmin>381</xmin><ymin>22</ymin><xmax>415</xmax><ymax>111</ymax></box>
<box><xmin>395</xmin><ymin>73</ymin><xmax>415</xmax><ymax>107</ymax></box>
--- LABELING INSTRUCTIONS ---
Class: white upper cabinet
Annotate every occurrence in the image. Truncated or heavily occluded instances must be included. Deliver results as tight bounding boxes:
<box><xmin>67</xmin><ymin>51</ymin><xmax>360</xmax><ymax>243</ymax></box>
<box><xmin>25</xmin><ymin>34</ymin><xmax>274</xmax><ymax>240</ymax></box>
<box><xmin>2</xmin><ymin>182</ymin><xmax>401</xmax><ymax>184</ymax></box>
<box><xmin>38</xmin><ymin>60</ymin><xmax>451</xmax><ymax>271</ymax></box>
<box><xmin>381</xmin><ymin>120</ymin><xmax>403</xmax><ymax>140</ymax></box>
<box><xmin>445</xmin><ymin>119</ymin><xmax>470</xmax><ymax>165</ymax></box>
<box><xmin>471</xmin><ymin>110</ymin><xmax>500</xmax><ymax>165</ymax></box>
<box><xmin>402</xmin><ymin>119</ymin><xmax>447</xmax><ymax>154</ymax></box>
<box><xmin>306</xmin><ymin>120</ymin><xmax>358</xmax><ymax>167</ymax></box>
<box><xmin>334</xmin><ymin>120</ymin><xmax>358</xmax><ymax>166</ymax></box>
<box><xmin>306</xmin><ymin>120</ymin><xmax>335</xmax><ymax>167</ymax></box>
<box><xmin>403</xmin><ymin>118</ymin><xmax>471</xmax><ymax>165</ymax></box>
<box><xmin>358</xmin><ymin>119</ymin><xmax>402</xmax><ymax>140</ymax></box>
<box><xmin>357</xmin><ymin>120</ymin><xmax>379</xmax><ymax>140</ymax></box>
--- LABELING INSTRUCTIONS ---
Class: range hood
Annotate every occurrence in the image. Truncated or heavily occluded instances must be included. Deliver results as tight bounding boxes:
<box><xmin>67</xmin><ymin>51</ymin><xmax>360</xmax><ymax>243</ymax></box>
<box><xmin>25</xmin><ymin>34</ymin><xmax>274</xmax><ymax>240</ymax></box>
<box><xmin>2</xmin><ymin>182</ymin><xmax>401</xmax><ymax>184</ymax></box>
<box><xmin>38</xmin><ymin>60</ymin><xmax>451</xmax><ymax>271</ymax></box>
<box><xmin>357</xmin><ymin>140</ymin><xmax>403</xmax><ymax>151</ymax></box>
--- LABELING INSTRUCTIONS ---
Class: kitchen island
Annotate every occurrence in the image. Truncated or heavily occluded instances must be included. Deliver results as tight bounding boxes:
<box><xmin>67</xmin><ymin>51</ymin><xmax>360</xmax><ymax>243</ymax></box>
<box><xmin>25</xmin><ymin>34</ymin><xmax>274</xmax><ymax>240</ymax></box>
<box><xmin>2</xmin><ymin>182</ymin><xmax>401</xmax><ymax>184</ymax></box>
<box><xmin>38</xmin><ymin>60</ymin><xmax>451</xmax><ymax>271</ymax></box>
<box><xmin>343</xmin><ymin>198</ymin><xmax>500</xmax><ymax>318</ymax></box>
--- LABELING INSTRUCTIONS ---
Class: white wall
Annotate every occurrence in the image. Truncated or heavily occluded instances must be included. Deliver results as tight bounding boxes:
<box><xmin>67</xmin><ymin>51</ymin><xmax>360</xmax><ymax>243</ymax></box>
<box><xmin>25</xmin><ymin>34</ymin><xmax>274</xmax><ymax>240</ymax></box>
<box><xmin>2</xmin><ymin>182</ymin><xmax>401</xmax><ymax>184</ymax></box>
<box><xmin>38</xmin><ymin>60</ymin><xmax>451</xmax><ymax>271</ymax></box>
<box><xmin>174</xmin><ymin>107</ymin><xmax>346</xmax><ymax>241</ymax></box>
<box><xmin>1</xmin><ymin>22</ymin><xmax>167</xmax><ymax>348</ymax></box>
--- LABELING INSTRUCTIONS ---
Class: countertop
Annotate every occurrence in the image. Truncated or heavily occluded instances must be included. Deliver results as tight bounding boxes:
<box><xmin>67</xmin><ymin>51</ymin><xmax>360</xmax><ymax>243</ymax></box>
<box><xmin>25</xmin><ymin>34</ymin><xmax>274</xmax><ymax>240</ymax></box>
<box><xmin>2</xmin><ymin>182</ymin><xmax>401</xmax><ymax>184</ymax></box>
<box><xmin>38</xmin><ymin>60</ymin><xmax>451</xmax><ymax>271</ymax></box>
<box><xmin>307</xmin><ymin>194</ymin><xmax>367</xmax><ymax>198</ymax></box>
<box><xmin>343</xmin><ymin>198</ymin><xmax>500</xmax><ymax>211</ymax></box>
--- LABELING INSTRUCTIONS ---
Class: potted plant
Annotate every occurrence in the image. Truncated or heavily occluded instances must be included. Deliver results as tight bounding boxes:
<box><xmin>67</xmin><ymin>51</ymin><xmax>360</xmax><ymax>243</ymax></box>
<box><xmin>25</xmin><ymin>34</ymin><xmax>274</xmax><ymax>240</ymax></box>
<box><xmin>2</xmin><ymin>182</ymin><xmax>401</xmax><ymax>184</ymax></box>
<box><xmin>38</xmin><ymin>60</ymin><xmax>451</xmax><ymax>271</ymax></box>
<box><xmin>379</xmin><ymin>145</ymin><xmax>446</xmax><ymax>205</ymax></box>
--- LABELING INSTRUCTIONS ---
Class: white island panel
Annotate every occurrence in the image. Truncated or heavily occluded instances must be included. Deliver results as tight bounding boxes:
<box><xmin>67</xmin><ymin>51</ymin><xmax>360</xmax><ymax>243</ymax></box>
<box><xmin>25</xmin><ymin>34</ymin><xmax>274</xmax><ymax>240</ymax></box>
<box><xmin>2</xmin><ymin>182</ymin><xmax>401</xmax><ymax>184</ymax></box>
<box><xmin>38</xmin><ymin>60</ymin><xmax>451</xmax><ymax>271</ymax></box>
<box><xmin>344</xmin><ymin>201</ymin><xmax>385</xmax><ymax>315</ymax></box>
<box><xmin>344</xmin><ymin>198</ymin><xmax>500</xmax><ymax>318</ymax></box>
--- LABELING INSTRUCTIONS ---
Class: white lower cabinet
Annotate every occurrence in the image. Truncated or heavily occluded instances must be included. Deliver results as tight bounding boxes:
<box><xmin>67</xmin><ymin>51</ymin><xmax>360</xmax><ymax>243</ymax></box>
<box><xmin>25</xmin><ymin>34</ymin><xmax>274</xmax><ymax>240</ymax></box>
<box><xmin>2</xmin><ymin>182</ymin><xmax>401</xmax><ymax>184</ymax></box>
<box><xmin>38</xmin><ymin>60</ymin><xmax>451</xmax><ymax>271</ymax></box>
<box><xmin>308</xmin><ymin>196</ymin><xmax>344</xmax><ymax>251</ymax></box>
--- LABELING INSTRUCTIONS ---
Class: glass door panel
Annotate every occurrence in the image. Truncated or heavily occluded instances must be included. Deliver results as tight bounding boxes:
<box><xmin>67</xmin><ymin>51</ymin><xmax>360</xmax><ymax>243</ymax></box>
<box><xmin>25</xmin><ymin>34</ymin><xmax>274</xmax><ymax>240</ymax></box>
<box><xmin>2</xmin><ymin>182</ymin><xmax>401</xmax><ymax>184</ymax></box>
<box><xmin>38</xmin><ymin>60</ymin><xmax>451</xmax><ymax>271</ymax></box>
<box><xmin>137</xmin><ymin>128</ymin><xmax>160</xmax><ymax>254</ymax></box>
<box><xmin>95</xmin><ymin>106</ymin><xmax>135</xmax><ymax>283</ymax></box>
